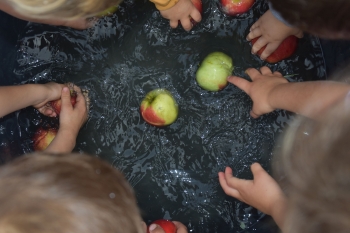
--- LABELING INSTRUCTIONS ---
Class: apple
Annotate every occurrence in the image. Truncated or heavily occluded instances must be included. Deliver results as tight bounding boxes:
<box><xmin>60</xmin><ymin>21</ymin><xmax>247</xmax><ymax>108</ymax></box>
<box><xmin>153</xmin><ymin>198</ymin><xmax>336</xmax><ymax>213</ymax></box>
<box><xmin>95</xmin><ymin>5</ymin><xmax>118</xmax><ymax>17</ymax></box>
<box><xmin>147</xmin><ymin>219</ymin><xmax>176</xmax><ymax>233</ymax></box>
<box><xmin>196</xmin><ymin>51</ymin><xmax>233</xmax><ymax>91</ymax></box>
<box><xmin>49</xmin><ymin>88</ymin><xmax>77</xmax><ymax>115</ymax></box>
<box><xmin>251</xmin><ymin>35</ymin><xmax>298</xmax><ymax>63</ymax></box>
<box><xmin>140</xmin><ymin>89</ymin><xmax>178</xmax><ymax>126</ymax></box>
<box><xmin>221</xmin><ymin>0</ymin><xmax>255</xmax><ymax>16</ymax></box>
<box><xmin>32</xmin><ymin>127</ymin><xmax>57</xmax><ymax>151</ymax></box>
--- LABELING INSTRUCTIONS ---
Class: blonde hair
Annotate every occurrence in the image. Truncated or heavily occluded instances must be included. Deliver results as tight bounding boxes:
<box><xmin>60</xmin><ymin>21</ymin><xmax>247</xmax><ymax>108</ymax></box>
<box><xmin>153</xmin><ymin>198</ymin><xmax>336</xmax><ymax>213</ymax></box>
<box><xmin>6</xmin><ymin>0</ymin><xmax>123</xmax><ymax>19</ymax></box>
<box><xmin>0</xmin><ymin>153</ymin><xmax>144</xmax><ymax>233</ymax></box>
<box><xmin>274</xmin><ymin>98</ymin><xmax>350</xmax><ymax>233</ymax></box>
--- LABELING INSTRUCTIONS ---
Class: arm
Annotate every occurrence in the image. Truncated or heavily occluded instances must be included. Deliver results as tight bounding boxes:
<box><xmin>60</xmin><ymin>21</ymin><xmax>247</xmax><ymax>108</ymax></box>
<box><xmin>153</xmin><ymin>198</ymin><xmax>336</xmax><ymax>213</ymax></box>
<box><xmin>228</xmin><ymin>66</ymin><xmax>350</xmax><ymax>120</ymax></box>
<box><xmin>246</xmin><ymin>10</ymin><xmax>303</xmax><ymax>60</ymax></box>
<box><xmin>0</xmin><ymin>1</ymin><xmax>96</xmax><ymax>29</ymax></box>
<box><xmin>156</xmin><ymin>0</ymin><xmax>201</xmax><ymax>31</ymax></box>
<box><xmin>0</xmin><ymin>82</ymin><xmax>64</xmax><ymax>118</ymax></box>
<box><xmin>218</xmin><ymin>163</ymin><xmax>287</xmax><ymax>229</ymax></box>
<box><xmin>44</xmin><ymin>86</ymin><xmax>88</xmax><ymax>153</ymax></box>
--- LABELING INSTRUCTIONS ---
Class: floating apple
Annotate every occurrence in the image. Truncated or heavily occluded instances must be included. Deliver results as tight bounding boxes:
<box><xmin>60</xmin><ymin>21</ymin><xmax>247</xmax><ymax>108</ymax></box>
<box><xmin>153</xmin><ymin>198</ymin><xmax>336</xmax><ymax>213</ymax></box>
<box><xmin>95</xmin><ymin>5</ymin><xmax>118</xmax><ymax>17</ymax></box>
<box><xmin>196</xmin><ymin>51</ymin><xmax>233</xmax><ymax>91</ymax></box>
<box><xmin>221</xmin><ymin>0</ymin><xmax>255</xmax><ymax>16</ymax></box>
<box><xmin>140</xmin><ymin>89</ymin><xmax>178</xmax><ymax>126</ymax></box>
<box><xmin>147</xmin><ymin>219</ymin><xmax>176</xmax><ymax>233</ymax></box>
<box><xmin>32</xmin><ymin>127</ymin><xmax>57</xmax><ymax>151</ymax></box>
<box><xmin>251</xmin><ymin>35</ymin><xmax>298</xmax><ymax>63</ymax></box>
<box><xmin>49</xmin><ymin>86</ymin><xmax>77</xmax><ymax>115</ymax></box>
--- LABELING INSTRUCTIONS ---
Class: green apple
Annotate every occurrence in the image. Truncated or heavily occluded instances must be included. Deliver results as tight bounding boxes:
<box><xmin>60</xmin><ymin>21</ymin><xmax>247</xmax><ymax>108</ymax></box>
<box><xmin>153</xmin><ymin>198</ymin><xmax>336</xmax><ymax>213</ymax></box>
<box><xmin>140</xmin><ymin>89</ymin><xmax>179</xmax><ymax>126</ymax></box>
<box><xmin>196</xmin><ymin>52</ymin><xmax>234</xmax><ymax>91</ymax></box>
<box><xmin>95</xmin><ymin>5</ymin><xmax>118</xmax><ymax>17</ymax></box>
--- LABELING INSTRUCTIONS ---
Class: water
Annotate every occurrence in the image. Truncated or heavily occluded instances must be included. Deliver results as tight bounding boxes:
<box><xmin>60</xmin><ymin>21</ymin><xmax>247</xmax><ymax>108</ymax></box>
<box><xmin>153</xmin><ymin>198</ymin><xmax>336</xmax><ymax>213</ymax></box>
<box><xmin>0</xmin><ymin>0</ymin><xmax>326</xmax><ymax>232</ymax></box>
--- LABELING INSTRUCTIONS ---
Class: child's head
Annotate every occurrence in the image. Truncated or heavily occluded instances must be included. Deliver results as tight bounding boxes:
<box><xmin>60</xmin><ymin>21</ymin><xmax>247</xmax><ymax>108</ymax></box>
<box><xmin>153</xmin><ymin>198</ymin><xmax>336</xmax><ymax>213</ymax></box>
<box><xmin>0</xmin><ymin>153</ymin><xmax>143</xmax><ymax>233</ymax></box>
<box><xmin>269</xmin><ymin>0</ymin><xmax>350</xmax><ymax>39</ymax></box>
<box><xmin>274</xmin><ymin>98</ymin><xmax>350</xmax><ymax>233</ymax></box>
<box><xmin>6</xmin><ymin>0</ymin><xmax>122</xmax><ymax>20</ymax></box>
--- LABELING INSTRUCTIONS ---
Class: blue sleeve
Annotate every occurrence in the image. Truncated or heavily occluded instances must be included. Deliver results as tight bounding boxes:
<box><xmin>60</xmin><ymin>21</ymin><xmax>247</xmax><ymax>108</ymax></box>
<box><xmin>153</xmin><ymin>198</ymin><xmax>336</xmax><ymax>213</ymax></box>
<box><xmin>268</xmin><ymin>2</ymin><xmax>294</xmax><ymax>27</ymax></box>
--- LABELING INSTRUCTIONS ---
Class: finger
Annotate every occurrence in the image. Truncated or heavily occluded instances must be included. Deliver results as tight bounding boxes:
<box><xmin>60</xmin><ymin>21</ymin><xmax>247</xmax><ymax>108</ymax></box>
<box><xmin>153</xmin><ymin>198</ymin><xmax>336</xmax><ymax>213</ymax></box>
<box><xmin>60</xmin><ymin>87</ymin><xmax>73</xmax><ymax>111</ymax></box>
<box><xmin>251</xmin><ymin>163</ymin><xmax>267</xmax><ymax>179</ymax></box>
<box><xmin>173</xmin><ymin>221</ymin><xmax>188</xmax><ymax>233</ymax></box>
<box><xmin>190</xmin><ymin>10</ymin><xmax>202</xmax><ymax>23</ymax></box>
<box><xmin>141</xmin><ymin>221</ymin><xmax>147</xmax><ymax>233</ymax></box>
<box><xmin>259</xmin><ymin>66</ymin><xmax>272</xmax><ymax>75</ymax></box>
<box><xmin>251</xmin><ymin>36</ymin><xmax>267</xmax><ymax>54</ymax></box>
<box><xmin>296</xmin><ymin>30</ymin><xmax>304</xmax><ymax>38</ymax></box>
<box><xmin>249</xmin><ymin>21</ymin><xmax>260</xmax><ymax>31</ymax></box>
<box><xmin>227</xmin><ymin>76</ymin><xmax>252</xmax><ymax>94</ymax></box>
<box><xmin>245</xmin><ymin>68</ymin><xmax>263</xmax><ymax>81</ymax></box>
<box><xmin>272</xmin><ymin>71</ymin><xmax>283</xmax><ymax>77</ymax></box>
<box><xmin>247</xmin><ymin>27</ymin><xmax>262</xmax><ymax>41</ymax></box>
<box><xmin>180</xmin><ymin>18</ymin><xmax>192</xmax><ymax>31</ymax></box>
<box><xmin>169</xmin><ymin>19</ymin><xmax>179</xmax><ymax>29</ymax></box>
<box><xmin>218</xmin><ymin>172</ymin><xmax>241</xmax><ymax>199</ymax></box>
<box><xmin>250</xmin><ymin>109</ymin><xmax>260</xmax><ymax>119</ymax></box>
<box><xmin>259</xmin><ymin>42</ymin><xmax>280</xmax><ymax>60</ymax></box>
<box><xmin>149</xmin><ymin>224</ymin><xmax>165</xmax><ymax>233</ymax></box>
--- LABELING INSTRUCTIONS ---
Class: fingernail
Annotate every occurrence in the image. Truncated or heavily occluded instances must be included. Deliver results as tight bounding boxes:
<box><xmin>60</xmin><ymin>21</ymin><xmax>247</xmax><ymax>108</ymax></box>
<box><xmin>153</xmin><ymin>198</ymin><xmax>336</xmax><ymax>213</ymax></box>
<box><xmin>149</xmin><ymin>224</ymin><xmax>157</xmax><ymax>231</ymax></box>
<box><xmin>63</xmin><ymin>87</ymin><xmax>69</xmax><ymax>92</ymax></box>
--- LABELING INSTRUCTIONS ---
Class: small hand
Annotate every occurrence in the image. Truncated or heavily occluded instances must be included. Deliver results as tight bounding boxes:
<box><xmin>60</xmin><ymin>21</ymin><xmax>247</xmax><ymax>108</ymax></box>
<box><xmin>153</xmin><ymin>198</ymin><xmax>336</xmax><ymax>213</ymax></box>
<box><xmin>159</xmin><ymin>0</ymin><xmax>201</xmax><ymax>31</ymax></box>
<box><xmin>227</xmin><ymin>66</ymin><xmax>288</xmax><ymax>118</ymax></box>
<box><xmin>218</xmin><ymin>163</ymin><xmax>285</xmax><ymax>216</ymax></box>
<box><xmin>246</xmin><ymin>10</ymin><xmax>303</xmax><ymax>60</ymax></box>
<box><xmin>33</xmin><ymin>82</ymin><xmax>65</xmax><ymax>117</ymax></box>
<box><xmin>148</xmin><ymin>221</ymin><xmax>188</xmax><ymax>233</ymax></box>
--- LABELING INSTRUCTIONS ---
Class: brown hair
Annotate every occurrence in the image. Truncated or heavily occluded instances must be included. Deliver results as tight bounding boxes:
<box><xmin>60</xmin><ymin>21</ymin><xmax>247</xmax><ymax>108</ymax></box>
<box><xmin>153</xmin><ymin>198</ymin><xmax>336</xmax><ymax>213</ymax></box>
<box><xmin>273</xmin><ymin>99</ymin><xmax>350</xmax><ymax>233</ymax></box>
<box><xmin>0</xmin><ymin>153</ymin><xmax>143</xmax><ymax>233</ymax></box>
<box><xmin>5</xmin><ymin>0</ymin><xmax>123</xmax><ymax>19</ymax></box>
<box><xmin>269</xmin><ymin>0</ymin><xmax>350</xmax><ymax>39</ymax></box>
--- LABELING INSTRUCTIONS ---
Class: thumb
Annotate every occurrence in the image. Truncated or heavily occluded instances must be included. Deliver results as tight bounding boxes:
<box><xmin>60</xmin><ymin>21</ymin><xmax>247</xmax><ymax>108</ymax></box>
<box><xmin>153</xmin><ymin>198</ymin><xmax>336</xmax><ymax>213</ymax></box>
<box><xmin>149</xmin><ymin>224</ymin><xmax>165</xmax><ymax>233</ymax></box>
<box><xmin>61</xmin><ymin>87</ymin><xmax>73</xmax><ymax>110</ymax></box>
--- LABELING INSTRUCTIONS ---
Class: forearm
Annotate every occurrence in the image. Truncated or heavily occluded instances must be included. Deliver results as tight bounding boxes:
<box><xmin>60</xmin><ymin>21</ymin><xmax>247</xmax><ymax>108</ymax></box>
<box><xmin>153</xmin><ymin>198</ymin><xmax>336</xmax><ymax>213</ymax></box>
<box><xmin>269</xmin><ymin>194</ymin><xmax>287</xmax><ymax>229</ymax></box>
<box><xmin>0</xmin><ymin>84</ymin><xmax>49</xmax><ymax>117</ymax></box>
<box><xmin>44</xmin><ymin>128</ymin><xmax>77</xmax><ymax>153</ymax></box>
<box><xmin>269</xmin><ymin>81</ymin><xmax>350</xmax><ymax>119</ymax></box>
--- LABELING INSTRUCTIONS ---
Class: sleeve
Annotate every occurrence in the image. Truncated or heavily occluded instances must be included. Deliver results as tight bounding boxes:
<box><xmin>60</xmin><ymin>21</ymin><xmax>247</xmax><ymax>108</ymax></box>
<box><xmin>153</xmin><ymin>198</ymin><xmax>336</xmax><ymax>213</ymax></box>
<box><xmin>268</xmin><ymin>1</ymin><xmax>293</xmax><ymax>27</ymax></box>
<box><xmin>150</xmin><ymin>0</ymin><xmax>179</xmax><ymax>11</ymax></box>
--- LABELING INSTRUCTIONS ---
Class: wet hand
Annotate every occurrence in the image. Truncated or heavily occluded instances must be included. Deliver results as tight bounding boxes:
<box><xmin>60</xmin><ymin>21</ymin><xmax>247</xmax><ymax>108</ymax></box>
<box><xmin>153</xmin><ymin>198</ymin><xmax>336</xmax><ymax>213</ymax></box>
<box><xmin>218</xmin><ymin>163</ymin><xmax>285</xmax><ymax>216</ymax></box>
<box><xmin>246</xmin><ymin>10</ymin><xmax>303</xmax><ymax>60</ymax></box>
<box><xmin>33</xmin><ymin>82</ymin><xmax>65</xmax><ymax>117</ymax></box>
<box><xmin>159</xmin><ymin>0</ymin><xmax>201</xmax><ymax>31</ymax></box>
<box><xmin>227</xmin><ymin>66</ymin><xmax>288</xmax><ymax>118</ymax></box>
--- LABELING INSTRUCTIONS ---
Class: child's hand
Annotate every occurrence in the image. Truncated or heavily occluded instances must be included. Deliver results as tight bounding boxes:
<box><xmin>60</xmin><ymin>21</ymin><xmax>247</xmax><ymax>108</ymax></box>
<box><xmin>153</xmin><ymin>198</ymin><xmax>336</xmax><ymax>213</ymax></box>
<box><xmin>33</xmin><ymin>82</ymin><xmax>65</xmax><ymax>117</ymax></box>
<box><xmin>227</xmin><ymin>66</ymin><xmax>288</xmax><ymax>118</ymax></box>
<box><xmin>218</xmin><ymin>163</ymin><xmax>286</xmax><ymax>218</ymax></box>
<box><xmin>148</xmin><ymin>221</ymin><xmax>188</xmax><ymax>233</ymax></box>
<box><xmin>246</xmin><ymin>10</ymin><xmax>303</xmax><ymax>60</ymax></box>
<box><xmin>159</xmin><ymin>0</ymin><xmax>201</xmax><ymax>31</ymax></box>
<box><xmin>59</xmin><ymin>85</ymin><xmax>88</xmax><ymax>137</ymax></box>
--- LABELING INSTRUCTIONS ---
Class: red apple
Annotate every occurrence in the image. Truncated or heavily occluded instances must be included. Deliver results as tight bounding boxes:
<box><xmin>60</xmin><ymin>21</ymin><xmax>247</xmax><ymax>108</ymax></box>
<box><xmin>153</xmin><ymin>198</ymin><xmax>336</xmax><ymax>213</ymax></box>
<box><xmin>49</xmin><ymin>89</ymin><xmax>77</xmax><ymax>115</ymax></box>
<box><xmin>147</xmin><ymin>219</ymin><xmax>176</xmax><ymax>233</ymax></box>
<box><xmin>221</xmin><ymin>0</ymin><xmax>255</xmax><ymax>16</ymax></box>
<box><xmin>140</xmin><ymin>89</ymin><xmax>179</xmax><ymax>127</ymax></box>
<box><xmin>251</xmin><ymin>35</ymin><xmax>298</xmax><ymax>63</ymax></box>
<box><xmin>32</xmin><ymin>127</ymin><xmax>57</xmax><ymax>151</ymax></box>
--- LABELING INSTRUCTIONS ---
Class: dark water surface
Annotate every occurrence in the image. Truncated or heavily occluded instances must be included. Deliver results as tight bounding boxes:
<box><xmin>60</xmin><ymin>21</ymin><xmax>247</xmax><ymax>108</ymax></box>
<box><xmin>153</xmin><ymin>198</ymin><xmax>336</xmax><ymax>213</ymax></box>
<box><xmin>0</xmin><ymin>0</ymin><xmax>326</xmax><ymax>232</ymax></box>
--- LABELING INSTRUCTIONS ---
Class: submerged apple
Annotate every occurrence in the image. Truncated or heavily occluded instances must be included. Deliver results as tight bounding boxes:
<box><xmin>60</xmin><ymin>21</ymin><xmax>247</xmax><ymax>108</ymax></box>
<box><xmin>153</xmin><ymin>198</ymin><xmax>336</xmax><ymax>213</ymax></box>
<box><xmin>147</xmin><ymin>219</ymin><xmax>176</xmax><ymax>233</ymax></box>
<box><xmin>196</xmin><ymin>51</ymin><xmax>234</xmax><ymax>91</ymax></box>
<box><xmin>221</xmin><ymin>0</ymin><xmax>255</xmax><ymax>16</ymax></box>
<box><xmin>140</xmin><ymin>89</ymin><xmax>178</xmax><ymax>126</ymax></box>
<box><xmin>32</xmin><ymin>127</ymin><xmax>57</xmax><ymax>151</ymax></box>
<box><xmin>95</xmin><ymin>5</ymin><xmax>119</xmax><ymax>17</ymax></box>
<box><xmin>251</xmin><ymin>35</ymin><xmax>298</xmax><ymax>63</ymax></box>
<box><xmin>49</xmin><ymin>86</ymin><xmax>77</xmax><ymax>115</ymax></box>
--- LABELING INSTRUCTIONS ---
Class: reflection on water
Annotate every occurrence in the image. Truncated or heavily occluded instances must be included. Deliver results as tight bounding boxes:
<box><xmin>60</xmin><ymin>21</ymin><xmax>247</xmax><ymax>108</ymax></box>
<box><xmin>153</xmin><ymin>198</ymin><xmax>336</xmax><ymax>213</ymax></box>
<box><xmin>0</xmin><ymin>0</ymin><xmax>326</xmax><ymax>232</ymax></box>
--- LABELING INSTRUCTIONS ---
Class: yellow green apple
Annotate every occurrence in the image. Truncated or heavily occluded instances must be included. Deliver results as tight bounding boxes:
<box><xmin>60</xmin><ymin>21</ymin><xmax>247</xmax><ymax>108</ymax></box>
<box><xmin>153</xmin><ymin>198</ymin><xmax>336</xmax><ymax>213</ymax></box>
<box><xmin>140</xmin><ymin>89</ymin><xmax>179</xmax><ymax>126</ymax></box>
<box><xmin>196</xmin><ymin>52</ymin><xmax>234</xmax><ymax>91</ymax></box>
<box><xmin>32</xmin><ymin>127</ymin><xmax>57</xmax><ymax>151</ymax></box>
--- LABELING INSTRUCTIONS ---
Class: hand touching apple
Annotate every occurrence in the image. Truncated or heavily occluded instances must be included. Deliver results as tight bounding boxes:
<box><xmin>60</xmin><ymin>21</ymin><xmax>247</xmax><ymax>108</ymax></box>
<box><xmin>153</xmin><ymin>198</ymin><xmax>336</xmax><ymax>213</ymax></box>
<box><xmin>159</xmin><ymin>0</ymin><xmax>202</xmax><ymax>31</ymax></box>
<box><xmin>218</xmin><ymin>163</ymin><xmax>287</xmax><ymax>229</ymax></box>
<box><xmin>246</xmin><ymin>10</ymin><xmax>303</xmax><ymax>60</ymax></box>
<box><xmin>147</xmin><ymin>220</ymin><xmax>188</xmax><ymax>233</ymax></box>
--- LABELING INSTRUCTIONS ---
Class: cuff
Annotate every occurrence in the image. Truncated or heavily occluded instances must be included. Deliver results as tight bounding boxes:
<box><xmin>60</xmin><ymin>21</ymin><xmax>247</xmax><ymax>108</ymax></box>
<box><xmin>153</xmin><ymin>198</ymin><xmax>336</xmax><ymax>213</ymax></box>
<box><xmin>268</xmin><ymin>2</ymin><xmax>293</xmax><ymax>27</ymax></box>
<box><xmin>150</xmin><ymin>0</ymin><xmax>179</xmax><ymax>11</ymax></box>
